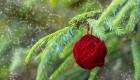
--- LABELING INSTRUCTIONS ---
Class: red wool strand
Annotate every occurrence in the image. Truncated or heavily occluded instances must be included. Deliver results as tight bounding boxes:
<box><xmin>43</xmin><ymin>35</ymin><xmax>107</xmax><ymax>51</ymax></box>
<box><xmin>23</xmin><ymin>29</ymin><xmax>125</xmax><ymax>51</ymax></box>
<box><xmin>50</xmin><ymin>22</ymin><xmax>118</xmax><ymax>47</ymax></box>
<box><xmin>73</xmin><ymin>34</ymin><xmax>107</xmax><ymax>70</ymax></box>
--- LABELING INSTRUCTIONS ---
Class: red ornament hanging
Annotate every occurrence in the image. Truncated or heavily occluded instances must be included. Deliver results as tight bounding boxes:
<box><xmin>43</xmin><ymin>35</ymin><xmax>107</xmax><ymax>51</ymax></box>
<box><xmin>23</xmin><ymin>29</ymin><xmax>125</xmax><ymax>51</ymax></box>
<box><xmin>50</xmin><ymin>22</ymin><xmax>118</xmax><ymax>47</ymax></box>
<box><xmin>72</xmin><ymin>34</ymin><xmax>107</xmax><ymax>70</ymax></box>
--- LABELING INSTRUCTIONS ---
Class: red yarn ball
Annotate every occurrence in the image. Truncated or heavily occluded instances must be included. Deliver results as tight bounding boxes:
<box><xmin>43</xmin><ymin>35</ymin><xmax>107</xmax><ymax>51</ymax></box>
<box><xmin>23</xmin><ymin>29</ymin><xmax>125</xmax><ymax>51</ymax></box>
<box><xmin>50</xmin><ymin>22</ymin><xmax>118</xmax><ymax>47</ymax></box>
<box><xmin>73</xmin><ymin>34</ymin><xmax>107</xmax><ymax>70</ymax></box>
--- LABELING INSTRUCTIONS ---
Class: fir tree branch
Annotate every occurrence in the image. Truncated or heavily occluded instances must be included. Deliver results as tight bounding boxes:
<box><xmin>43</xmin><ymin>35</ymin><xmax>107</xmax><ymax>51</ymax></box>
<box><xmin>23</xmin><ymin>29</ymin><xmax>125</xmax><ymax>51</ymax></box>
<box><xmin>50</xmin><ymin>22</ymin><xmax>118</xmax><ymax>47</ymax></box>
<box><xmin>25</xmin><ymin>27</ymin><xmax>74</xmax><ymax>63</ymax></box>
<box><xmin>87</xmin><ymin>19</ymin><xmax>106</xmax><ymax>39</ymax></box>
<box><xmin>49</xmin><ymin>55</ymin><xmax>73</xmax><ymax>80</ymax></box>
<box><xmin>96</xmin><ymin>0</ymin><xmax>128</xmax><ymax>27</ymax></box>
<box><xmin>131</xmin><ymin>38</ymin><xmax>140</xmax><ymax>80</ymax></box>
<box><xmin>25</xmin><ymin>33</ymin><xmax>51</xmax><ymax>63</ymax></box>
<box><xmin>68</xmin><ymin>10</ymin><xmax>101</xmax><ymax>27</ymax></box>
<box><xmin>88</xmin><ymin>68</ymin><xmax>99</xmax><ymax>80</ymax></box>
<box><xmin>36</xmin><ymin>27</ymin><xmax>78</xmax><ymax>80</ymax></box>
<box><xmin>112</xmin><ymin>0</ymin><xmax>133</xmax><ymax>28</ymax></box>
<box><xmin>59</xmin><ymin>26</ymin><xmax>85</xmax><ymax>58</ymax></box>
<box><xmin>125</xmin><ymin>7</ymin><xmax>140</xmax><ymax>33</ymax></box>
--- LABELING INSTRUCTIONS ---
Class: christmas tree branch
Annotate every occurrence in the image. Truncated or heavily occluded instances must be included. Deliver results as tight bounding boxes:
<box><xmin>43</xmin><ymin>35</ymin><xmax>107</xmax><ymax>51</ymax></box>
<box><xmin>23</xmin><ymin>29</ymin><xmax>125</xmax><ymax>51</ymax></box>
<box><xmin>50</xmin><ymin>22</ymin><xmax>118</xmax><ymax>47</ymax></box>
<box><xmin>112</xmin><ymin>0</ymin><xmax>132</xmax><ymax>27</ymax></box>
<box><xmin>96</xmin><ymin>0</ymin><xmax>127</xmax><ymax>27</ymax></box>
<box><xmin>125</xmin><ymin>7</ymin><xmax>140</xmax><ymax>33</ymax></box>
<box><xmin>36</xmin><ymin>27</ymin><xmax>78</xmax><ymax>80</ymax></box>
<box><xmin>49</xmin><ymin>55</ymin><xmax>73</xmax><ymax>80</ymax></box>
<box><xmin>131</xmin><ymin>38</ymin><xmax>140</xmax><ymax>80</ymax></box>
<box><xmin>68</xmin><ymin>10</ymin><xmax>101</xmax><ymax>27</ymax></box>
<box><xmin>25</xmin><ymin>31</ymin><xmax>55</xmax><ymax>63</ymax></box>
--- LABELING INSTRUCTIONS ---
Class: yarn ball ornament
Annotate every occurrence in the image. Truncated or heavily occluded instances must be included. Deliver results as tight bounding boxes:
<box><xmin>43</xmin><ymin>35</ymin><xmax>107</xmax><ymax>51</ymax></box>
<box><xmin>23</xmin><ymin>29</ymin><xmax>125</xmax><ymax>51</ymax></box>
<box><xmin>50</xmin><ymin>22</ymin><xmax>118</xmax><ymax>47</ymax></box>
<box><xmin>72</xmin><ymin>34</ymin><xmax>107</xmax><ymax>70</ymax></box>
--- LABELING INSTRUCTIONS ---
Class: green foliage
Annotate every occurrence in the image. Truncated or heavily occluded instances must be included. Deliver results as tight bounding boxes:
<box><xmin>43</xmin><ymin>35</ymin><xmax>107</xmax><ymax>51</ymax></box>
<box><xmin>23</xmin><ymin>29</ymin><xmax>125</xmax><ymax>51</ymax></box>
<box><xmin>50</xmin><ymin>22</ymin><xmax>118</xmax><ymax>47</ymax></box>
<box><xmin>50</xmin><ymin>55</ymin><xmax>89</xmax><ymax>80</ymax></box>
<box><xmin>25</xmin><ymin>30</ymin><xmax>56</xmax><ymax>63</ymax></box>
<box><xmin>94</xmin><ymin>0</ymin><xmax>140</xmax><ymax>36</ymax></box>
<box><xmin>36</xmin><ymin>27</ymin><xmax>78</xmax><ymax>80</ymax></box>
<box><xmin>49</xmin><ymin>55</ymin><xmax>73</xmax><ymax>80</ymax></box>
<box><xmin>88</xmin><ymin>68</ymin><xmax>99</xmax><ymax>80</ymax></box>
<box><xmin>0</xmin><ymin>0</ymin><xmax>140</xmax><ymax>80</ymax></box>
<box><xmin>131</xmin><ymin>38</ymin><xmax>140</xmax><ymax>80</ymax></box>
<box><xmin>68</xmin><ymin>10</ymin><xmax>101</xmax><ymax>26</ymax></box>
<box><xmin>24</xmin><ymin>0</ymin><xmax>140</xmax><ymax>80</ymax></box>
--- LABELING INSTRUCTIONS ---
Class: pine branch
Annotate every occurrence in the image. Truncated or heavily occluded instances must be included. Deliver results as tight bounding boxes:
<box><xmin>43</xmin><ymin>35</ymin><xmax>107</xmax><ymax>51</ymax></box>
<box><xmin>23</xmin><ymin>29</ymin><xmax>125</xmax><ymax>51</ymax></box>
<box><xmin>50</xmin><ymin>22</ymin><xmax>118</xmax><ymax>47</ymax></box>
<box><xmin>112</xmin><ymin>0</ymin><xmax>132</xmax><ymax>27</ymax></box>
<box><xmin>131</xmin><ymin>38</ymin><xmax>140</xmax><ymax>80</ymax></box>
<box><xmin>92</xmin><ymin>0</ymin><xmax>140</xmax><ymax>36</ymax></box>
<box><xmin>25</xmin><ymin>32</ymin><xmax>53</xmax><ymax>63</ymax></box>
<box><xmin>87</xmin><ymin>19</ymin><xmax>106</xmax><ymax>39</ymax></box>
<box><xmin>88</xmin><ymin>68</ymin><xmax>99</xmax><ymax>80</ymax></box>
<box><xmin>96</xmin><ymin>0</ymin><xmax>128</xmax><ymax>35</ymax></box>
<box><xmin>59</xmin><ymin>26</ymin><xmax>85</xmax><ymax>58</ymax></box>
<box><xmin>96</xmin><ymin>0</ymin><xmax>128</xmax><ymax>27</ymax></box>
<box><xmin>86</xmin><ymin>0</ymin><xmax>129</xmax><ymax>38</ymax></box>
<box><xmin>25</xmin><ymin>26</ymin><xmax>78</xmax><ymax>63</ymax></box>
<box><xmin>34</xmin><ymin>26</ymin><xmax>85</xmax><ymax>62</ymax></box>
<box><xmin>68</xmin><ymin>10</ymin><xmax>101</xmax><ymax>27</ymax></box>
<box><xmin>36</xmin><ymin>27</ymin><xmax>79</xmax><ymax>80</ymax></box>
<box><xmin>111</xmin><ymin>0</ymin><xmax>133</xmax><ymax>35</ymax></box>
<box><xmin>54</xmin><ymin>61</ymin><xmax>89</xmax><ymax>80</ymax></box>
<box><xmin>125</xmin><ymin>6</ymin><xmax>140</xmax><ymax>33</ymax></box>
<box><xmin>62</xmin><ymin>64</ymin><xmax>89</xmax><ymax>80</ymax></box>
<box><xmin>49</xmin><ymin>55</ymin><xmax>73</xmax><ymax>80</ymax></box>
